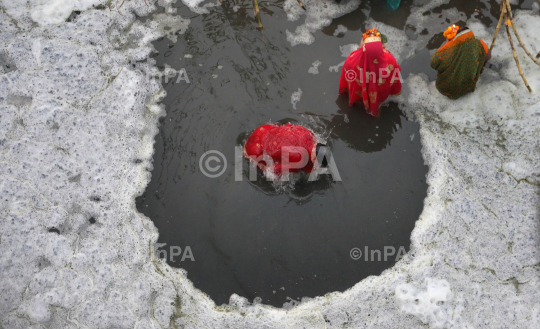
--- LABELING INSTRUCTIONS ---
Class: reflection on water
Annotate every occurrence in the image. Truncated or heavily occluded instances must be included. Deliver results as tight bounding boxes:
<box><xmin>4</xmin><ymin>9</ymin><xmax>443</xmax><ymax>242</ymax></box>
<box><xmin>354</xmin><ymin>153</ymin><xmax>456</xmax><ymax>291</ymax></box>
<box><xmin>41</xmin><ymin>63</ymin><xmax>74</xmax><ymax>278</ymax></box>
<box><xmin>329</xmin><ymin>98</ymin><xmax>404</xmax><ymax>153</ymax></box>
<box><xmin>137</xmin><ymin>0</ymin><xmax>429</xmax><ymax>307</ymax></box>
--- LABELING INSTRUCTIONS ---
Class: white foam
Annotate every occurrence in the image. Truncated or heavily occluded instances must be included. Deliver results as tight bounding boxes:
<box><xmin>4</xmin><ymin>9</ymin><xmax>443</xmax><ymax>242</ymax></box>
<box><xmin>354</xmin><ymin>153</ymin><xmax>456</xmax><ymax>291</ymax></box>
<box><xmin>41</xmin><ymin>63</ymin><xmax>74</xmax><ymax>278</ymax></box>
<box><xmin>152</xmin><ymin>13</ymin><xmax>190</xmax><ymax>42</ymax></box>
<box><xmin>396</xmin><ymin>279</ymin><xmax>473</xmax><ymax>329</ymax></box>
<box><xmin>180</xmin><ymin>0</ymin><xmax>218</xmax><ymax>14</ymax></box>
<box><xmin>30</xmin><ymin>0</ymin><xmax>103</xmax><ymax>26</ymax></box>
<box><xmin>338</xmin><ymin>43</ymin><xmax>359</xmax><ymax>57</ymax></box>
<box><xmin>333</xmin><ymin>24</ymin><xmax>348</xmax><ymax>36</ymax></box>
<box><xmin>285</xmin><ymin>0</ymin><xmax>361</xmax><ymax>46</ymax></box>
<box><xmin>308</xmin><ymin>60</ymin><xmax>322</xmax><ymax>74</ymax></box>
<box><xmin>0</xmin><ymin>1</ymin><xmax>184</xmax><ymax>327</ymax></box>
<box><xmin>329</xmin><ymin>43</ymin><xmax>358</xmax><ymax>72</ymax></box>
<box><xmin>291</xmin><ymin>88</ymin><xmax>303</xmax><ymax>109</ymax></box>
<box><xmin>283</xmin><ymin>0</ymin><xmax>305</xmax><ymax>21</ymax></box>
<box><xmin>329</xmin><ymin>61</ymin><xmax>344</xmax><ymax>72</ymax></box>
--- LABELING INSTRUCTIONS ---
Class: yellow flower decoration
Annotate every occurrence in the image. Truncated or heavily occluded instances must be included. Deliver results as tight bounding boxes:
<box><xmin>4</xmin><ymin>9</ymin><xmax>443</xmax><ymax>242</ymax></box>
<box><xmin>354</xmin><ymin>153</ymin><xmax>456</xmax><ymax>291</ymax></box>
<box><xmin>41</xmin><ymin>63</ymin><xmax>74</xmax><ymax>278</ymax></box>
<box><xmin>443</xmin><ymin>25</ymin><xmax>459</xmax><ymax>40</ymax></box>
<box><xmin>363</xmin><ymin>28</ymin><xmax>379</xmax><ymax>40</ymax></box>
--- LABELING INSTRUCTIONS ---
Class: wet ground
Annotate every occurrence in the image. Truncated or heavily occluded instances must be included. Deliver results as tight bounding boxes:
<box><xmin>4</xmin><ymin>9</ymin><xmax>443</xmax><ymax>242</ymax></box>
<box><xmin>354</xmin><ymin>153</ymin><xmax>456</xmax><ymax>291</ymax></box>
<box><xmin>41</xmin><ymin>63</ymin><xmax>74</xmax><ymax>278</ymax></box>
<box><xmin>136</xmin><ymin>0</ymin><xmax>532</xmax><ymax>307</ymax></box>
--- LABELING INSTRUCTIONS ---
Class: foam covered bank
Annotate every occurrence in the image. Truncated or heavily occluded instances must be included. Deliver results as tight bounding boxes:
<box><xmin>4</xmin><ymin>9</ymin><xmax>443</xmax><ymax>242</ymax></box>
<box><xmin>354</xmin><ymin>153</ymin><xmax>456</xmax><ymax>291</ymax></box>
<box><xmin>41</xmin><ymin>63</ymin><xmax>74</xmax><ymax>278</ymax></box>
<box><xmin>1</xmin><ymin>0</ymin><xmax>540</xmax><ymax>328</ymax></box>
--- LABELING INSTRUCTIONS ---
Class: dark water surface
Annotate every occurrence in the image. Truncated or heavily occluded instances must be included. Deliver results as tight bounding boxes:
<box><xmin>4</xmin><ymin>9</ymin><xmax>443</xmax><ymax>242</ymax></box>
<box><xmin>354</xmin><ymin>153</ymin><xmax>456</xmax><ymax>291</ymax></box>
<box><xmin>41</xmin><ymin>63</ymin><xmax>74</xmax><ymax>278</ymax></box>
<box><xmin>136</xmin><ymin>0</ymin><xmax>524</xmax><ymax>307</ymax></box>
